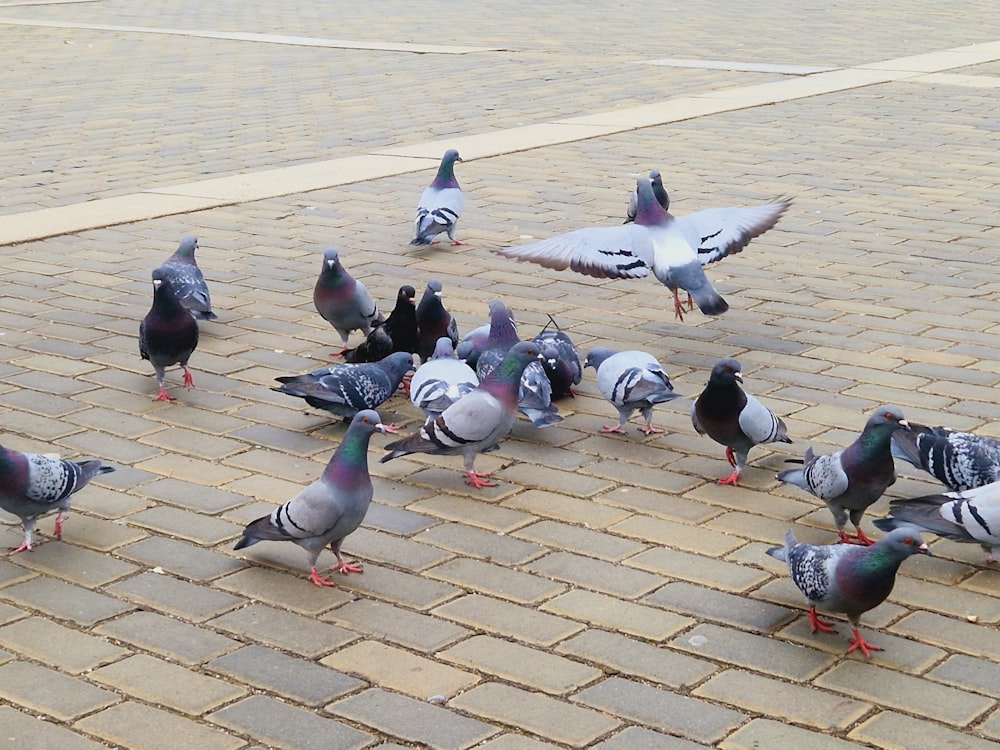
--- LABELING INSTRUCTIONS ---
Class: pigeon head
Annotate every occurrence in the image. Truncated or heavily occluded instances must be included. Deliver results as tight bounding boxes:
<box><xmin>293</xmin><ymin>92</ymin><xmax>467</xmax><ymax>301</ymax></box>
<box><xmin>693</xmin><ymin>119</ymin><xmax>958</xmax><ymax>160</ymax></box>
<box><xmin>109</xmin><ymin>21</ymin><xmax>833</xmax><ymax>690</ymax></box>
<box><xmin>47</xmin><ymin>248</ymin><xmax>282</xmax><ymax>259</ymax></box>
<box><xmin>433</xmin><ymin>149</ymin><xmax>462</xmax><ymax>189</ymax></box>
<box><xmin>633</xmin><ymin>173</ymin><xmax>670</xmax><ymax>226</ymax></box>
<box><xmin>584</xmin><ymin>347</ymin><xmax>616</xmax><ymax>372</ymax></box>
<box><xmin>381</xmin><ymin>352</ymin><xmax>416</xmax><ymax>381</ymax></box>
<box><xmin>709</xmin><ymin>357</ymin><xmax>743</xmax><ymax>386</ymax></box>
<box><xmin>876</xmin><ymin>527</ymin><xmax>930</xmax><ymax>559</ymax></box>
<box><xmin>322</xmin><ymin>248</ymin><xmax>342</xmax><ymax>272</ymax></box>
<box><xmin>350</xmin><ymin>409</ymin><xmax>389</xmax><ymax>436</ymax></box>
<box><xmin>866</xmin><ymin>406</ymin><xmax>910</xmax><ymax>433</ymax></box>
<box><xmin>649</xmin><ymin>171</ymin><xmax>670</xmax><ymax>212</ymax></box>
<box><xmin>432</xmin><ymin>337</ymin><xmax>458</xmax><ymax>360</ymax></box>
<box><xmin>424</xmin><ymin>280</ymin><xmax>443</xmax><ymax>298</ymax></box>
<box><xmin>487</xmin><ymin>300</ymin><xmax>518</xmax><ymax>344</ymax></box>
<box><xmin>175</xmin><ymin>235</ymin><xmax>199</xmax><ymax>260</ymax></box>
<box><xmin>151</xmin><ymin>266</ymin><xmax>174</xmax><ymax>294</ymax></box>
<box><xmin>398</xmin><ymin>285</ymin><xmax>417</xmax><ymax>305</ymax></box>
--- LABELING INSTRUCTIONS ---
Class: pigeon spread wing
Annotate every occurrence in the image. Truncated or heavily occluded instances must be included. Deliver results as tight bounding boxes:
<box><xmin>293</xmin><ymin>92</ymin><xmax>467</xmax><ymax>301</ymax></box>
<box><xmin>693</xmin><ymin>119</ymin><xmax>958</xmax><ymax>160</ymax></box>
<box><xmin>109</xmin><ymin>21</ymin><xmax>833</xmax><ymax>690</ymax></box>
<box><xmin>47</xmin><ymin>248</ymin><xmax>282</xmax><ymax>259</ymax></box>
<box><xmin>499</xmin><ymin>225</ymin><xmax>655</xmax><ymax>280</ymax></box>
<box><xmin>675</xmin><ymin>200</ymin><xmax>790</xmax><ymax>265</ymax></box>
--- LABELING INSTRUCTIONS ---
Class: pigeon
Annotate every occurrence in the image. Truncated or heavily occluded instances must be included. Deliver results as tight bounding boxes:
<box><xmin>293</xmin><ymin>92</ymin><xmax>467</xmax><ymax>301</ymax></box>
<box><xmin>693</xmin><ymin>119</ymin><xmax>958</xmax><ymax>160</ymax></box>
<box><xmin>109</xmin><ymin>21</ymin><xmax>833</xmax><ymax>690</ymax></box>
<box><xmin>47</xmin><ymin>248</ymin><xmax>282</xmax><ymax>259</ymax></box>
<box><xmin>891</xmin><ymin>423</ymin><xmax>1000</xmax><ymax>492</ymax></box>
<box><xmin>692</xmin><ymin>357</ymin><xmax>792</xmax><ymax>485</ymax></box>
<box><xmin>139</xmin><ymin>266</ymin><xmax>200</xmax><ymax>401</ymax></box>
<box><xmin>415</xmin><ymin>280</ymin><xmax>459</xmax><ymax>363</ymax></box>
<box><xmin>344</xmin><ymin>285</ymin><xmax>419</xmax><ymax>363</ymax></box>
<box><xmin>767</xmin><ymin>528</ymin><xmax>929</xmax><ymax>659</ymax></box>
<box><xmin>455</xmin><ymin>323</ymin><xmax>490</xmax><ymax>369</ymax></box>
<box><xmin>160</xmin><ymin>234</ymin><xmax>216</xmax><ymax>320</ymax></box>
<box><xmin>381</xmin><ymin>341</ymin><xmax>543</xmax><ymax>489</ymax></box>
<box><xmin>273</xmin><ymin>352</ymin><xmax>413</xmax><ymax>426</ymax></box>
<box><xmin>0</xmin><ymin>444</ymin><xmax>114</xmax><ymax>553</ymax></box>
<box><xmin>873</xmin><ymin>482</ymin><xmax>1000</xmax><ymax>563</ymax></box>
<box><xmin>777</xmin><ymin>406</ymin><xmax>910</xmax><ymax>545</ymax></box>
<box><xmin>410</xmin><ymin>149</ymin><xmax>464</xmax><ymax>246</ymax></box>
<box><xmin>533</xmin><ymin>318</ymin><xmax>582</xmax><ymax>399</ymax></box>
<box><xmin>409</xmin><ymin>337</ymin><xmax>480</xmax><ymax>419</ymax></box>
<box><xmin>234</xmin><ymin>410</ymin><xmax>388</xmax><ymax>586</ymax></box>
<box><xmin>624</xmin><ymin>170</ymin><xmax>669</xmax><ymax>224</ymax></box>
<box><xmin>313</xmin><ymin>248</ymin><xmax>384</xmax><ymax>355</ymax></box>
<box><xmin>584</xmin><ymin>347</ymin><xmax>679</xmax><ymax>435</ymax></box>
<box><xmin>476</xmin><ymin>300</ymin><xmax>561</xmax><ymax>429</ymax></box>
<box><xmin>496</xmin><ymin>173</ymin><xmax>790</xmax><ymax>320</ymax></box>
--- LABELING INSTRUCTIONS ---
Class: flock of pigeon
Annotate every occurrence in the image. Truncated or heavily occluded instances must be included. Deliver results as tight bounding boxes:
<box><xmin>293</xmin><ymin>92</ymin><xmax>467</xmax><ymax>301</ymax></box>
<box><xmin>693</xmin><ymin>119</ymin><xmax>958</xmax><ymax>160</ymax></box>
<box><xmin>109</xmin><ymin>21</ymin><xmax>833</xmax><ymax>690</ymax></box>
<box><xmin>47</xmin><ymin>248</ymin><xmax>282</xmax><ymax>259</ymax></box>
<box><xmin>1</xmin><ymin>150</ymin><xmax>997</xmax><ymax>663</ymax></box>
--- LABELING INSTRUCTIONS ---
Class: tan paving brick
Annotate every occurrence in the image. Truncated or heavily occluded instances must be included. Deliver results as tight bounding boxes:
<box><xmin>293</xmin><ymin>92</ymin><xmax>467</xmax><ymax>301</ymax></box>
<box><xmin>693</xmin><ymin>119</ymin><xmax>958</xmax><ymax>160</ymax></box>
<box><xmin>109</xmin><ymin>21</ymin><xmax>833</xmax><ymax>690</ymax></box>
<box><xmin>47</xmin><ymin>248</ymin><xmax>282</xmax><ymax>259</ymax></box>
<box><xmin>322</xmin><ymin>640</ymin><xmax>479</xmax><ymax>698</ymax></box>
<box><xmin>0</xmin><ymin>617</ymin><xmax>129</xmax><ymax>673</ymax></box>
<box><xmin>541</xmin><ymin>588</ymin><xmax>694</xmax><ymax>640</ymax></box>
<box><xmin>321</xmin><ymin>598</ymin><xmax>470</xmax><ymax>652</ymax></box>
<box><xmin>96</xmin><ymin>611</ymin><xmax>239</xmax><ymax>666</ymax></box>
<box><xmin>433</xmin><ymin>594</ymin><xmax>584</xmax><ymax>647</ymax></box>
<box><xmin>0</xmin><ymin>705</ymin><xmax>106</xmax><ymax>750</ymax></box>
<box><xmin>0</xmin><ymin>660</ymin><xmax>118</xmax><ymax>721</ymax></box>
<box><xmin>722</xmin><ymin>719</ymin><xmax>860</xmax><ymax>750</ymax></box>
<box><xmin>77</xmin><ymin>701</ymin><xmax>245</xmax><ymax>750</ymax></box>
<box><xmin>427</xmin><ymin>557</ymin><xmax>566</xmax><ymax>604</ymax></box>
<box><xmin>849</xmin><ymin>710</ymin><xmax>1000</xmax><ymax>750</ymax></box>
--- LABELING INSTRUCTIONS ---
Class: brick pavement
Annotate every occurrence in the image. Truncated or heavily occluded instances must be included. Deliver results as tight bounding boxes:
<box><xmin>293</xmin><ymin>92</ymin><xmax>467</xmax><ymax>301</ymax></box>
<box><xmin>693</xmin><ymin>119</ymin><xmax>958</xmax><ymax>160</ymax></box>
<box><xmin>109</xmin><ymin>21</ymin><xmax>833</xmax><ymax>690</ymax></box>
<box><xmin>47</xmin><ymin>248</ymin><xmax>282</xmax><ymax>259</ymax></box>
<box><xmin>0</xmin><ymin>1</ymin><xmax>999</xmax><ymax>748</ymax></box>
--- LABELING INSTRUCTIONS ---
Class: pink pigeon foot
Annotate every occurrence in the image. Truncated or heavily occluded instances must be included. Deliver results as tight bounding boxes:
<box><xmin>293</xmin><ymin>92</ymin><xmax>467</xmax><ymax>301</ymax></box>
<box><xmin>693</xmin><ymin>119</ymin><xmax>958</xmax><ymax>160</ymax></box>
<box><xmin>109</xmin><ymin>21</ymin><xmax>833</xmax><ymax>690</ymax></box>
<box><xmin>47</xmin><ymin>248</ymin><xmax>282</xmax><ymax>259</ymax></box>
<box><xmin>154</xmin><ymin>387</ymin><xmax>176</xmax><ymax>402</ymax></box>
<box><xmin>309</xmin><ymin>567</ymin><xmax>337</xmax><ymax>587</ymax></box>
<box><xmin>600</xmin><ymin>424</ymin><xmax>626</xmax><ymax>434</ymax></box>
<box><xmin>53</xmin><ymin>512</ymin><xmax>66</xmax><ymax>540</ymax></box>
<box><xmin>333</xmin><ymin>559</ymin><xmax>363</xmax><ymax>575</ymax></box>
<box><xmin>182</xmin><ymin>367</ymin><xmax>195</xmax><ymax>389</ymax></box>
<box><xmin>807</xmin><ymin>607</ymin><xmax>837</xmax><ymax>635</ymax></box>
<box><xmin>465</xmin><ymin>470</ymin><xmax>497</xmax><ymax>489</ymax></box>
<box><xmin>640</xmin><ymin>424</ymin><xmax>665</xmax><ymax>436</ymax></box>
<box><xmin>846</xmin><ymin>627</ymin><xmax>883</xmax><ymax>660</ymax></box>
<box><xmin>718</xmin><ymin>468</ymin><xmax>742</xmax><ymax>486</ymax></box>
<box><xmin>840</xmin><ymin>528</ymin><xmax>876</xmax><ymax>546</ymax></box>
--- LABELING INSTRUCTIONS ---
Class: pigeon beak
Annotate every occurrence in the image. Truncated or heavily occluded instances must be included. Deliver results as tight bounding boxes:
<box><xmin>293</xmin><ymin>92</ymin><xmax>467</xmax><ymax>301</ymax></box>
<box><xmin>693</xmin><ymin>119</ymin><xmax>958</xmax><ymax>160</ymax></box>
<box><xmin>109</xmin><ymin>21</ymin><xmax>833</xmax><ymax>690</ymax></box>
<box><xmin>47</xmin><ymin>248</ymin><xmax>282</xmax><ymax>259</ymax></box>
<box><xmin>899</xmin><ymin>419</ymin><xmax>911</xmax><ymax>431</ymax></box>
<box><xmin>326</xmin><ymin>260</ymin><xmax>336</xmax><ymax>269</ymax></box>
<box><xmin>374</xmin><ymin>422</ymin><xmax>389</xmax><ymax>434</ymax></box>
<box><xmin>152</xmin><ymin>279</ymin><xmax>162</xmax><ymax>290</ymax></box>
<box><xmin>434</xmin><ymin>291</ymin><xmax>442</xmax><ymax>298</ymax></box>
<box><xmin>734</xmin><ymin>372</ymin><xmax>743</xmax><ymax>383</ymax></box>
<box><xmin>917</xmin><ymin>541</ymin><xmax>930</xmax><ymax>555</ymax></box>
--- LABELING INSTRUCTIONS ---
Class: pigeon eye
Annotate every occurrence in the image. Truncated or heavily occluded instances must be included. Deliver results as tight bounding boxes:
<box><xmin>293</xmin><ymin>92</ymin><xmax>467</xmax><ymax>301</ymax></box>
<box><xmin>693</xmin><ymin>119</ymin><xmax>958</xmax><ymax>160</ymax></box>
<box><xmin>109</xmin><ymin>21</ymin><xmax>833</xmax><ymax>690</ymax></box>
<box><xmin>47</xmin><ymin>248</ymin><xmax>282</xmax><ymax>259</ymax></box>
<box><xmin>903</xmin><ymin>537</ymin><xmax>913</xmax><ymax>545</ymax></box>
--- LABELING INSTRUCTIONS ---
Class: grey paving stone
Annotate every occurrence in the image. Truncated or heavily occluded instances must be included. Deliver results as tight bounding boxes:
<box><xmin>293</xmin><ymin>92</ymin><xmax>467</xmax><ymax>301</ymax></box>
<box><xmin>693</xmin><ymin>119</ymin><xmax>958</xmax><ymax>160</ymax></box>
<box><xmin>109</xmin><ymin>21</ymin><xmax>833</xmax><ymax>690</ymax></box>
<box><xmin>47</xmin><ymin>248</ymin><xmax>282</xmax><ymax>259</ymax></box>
<box><xmin>433</xmin><ymin>594</ymin><xmax>584</xmax><ymax>647</ymax></box>
<box><xmin>95</xmin><ymin>611</ymin><xmax>240</xmax><ymax>666</ymax></box>
<box><xmin>541</xmin><ymin>588</ymin><xmax>694</xmax><ymax>640</ymax></box>
<box><xmin>573</xmin><ymin>676</ymin><xmax>746</xmax><ymax>745</ymax></box>
<box><xmin>0</xmin><ymin>617</ymin><xmax>129</xmax><ymax>674</ymax></box>
<box><xmin>106</xmin><ymin>571</ymin><xmax>242</xmax><ymax>621</ymax></box>
<box><xmin>0</xmin><ymin>660</ymin><xmax>118</xmax><ymax>721</ymax></box>
<box><xmin>645</xmin><ymin>581</ymin><xmax>793</xmax><ymax>632</ymax></box>
<box><xmin>211</xmin><ymin>694</ymin><xmax>373</xmax><ymax>750</ymax></box>
<box><xmin>0</xmin><ymin>575</ymin><xmax>133</xmax><ymax>625</ymax></box>
<box><xmin>928</xmin><ymin>653</ymin><xmax>1000</xmax><ymax>699</ymax></box>
<box><xmin>117</xmin><ymin>536</ymin><xmax>245</xmax><ymax>581</ymax></box>
<box><xmin>849</xmin><ymin>710</ymin><xmax>1000</xmax><ymax>750</ymax></box>
<box><xmin>331</xmin><ymin>688</ymin><xmax>499</xmax><ymax>750</ymax></box>
<box><xmin>209</xmin><ymin>645</ymin><xmax>364</xmax><ymax>707</ymax></box>
<box><xmin>210</xmin><ymin>602</ymin><xmax>358</xmax><ymax>658</ymax></box>
<box><xmin>76</xmin><ymin>701</ymin><xmax>245</xmax><ymax>750</ymax></box>
<box><xmin>126</xmin><ymin>505</ymin><xmax>243</xmax><ymax>545</ymax></box>
<box><xmin>722</xmin><ymin>719</ymin><xmax>861</xmax><ymax>750</ymax></box>
<box><xmin>322</xmin><ymin>598</ymin><xmax>470</xmax><ymax>652</ymax></box>
<box><xmin>215</xmin><ymin>567</ymin><xmax>352</xmax><ymax>616</ymax></box>
<box><xmin>416</xmin><ymin>521</ymin><xmax>547</xmax><ymax>565</ymax></box>
<box><xmin>427</xmin><ymin>557</ymin><xmax>567</xmax><ymax>604</ymax></box>
<box><xmin>527</xmin><ymin>550</ymin><xmax>663</xmax><ymax>598</ymax></box>
<box><xmin>8</xmin><ymin>541</ymin><xmax>138</xmax><ymax>587</ymax></box>
<box><xmin>0</xmin><ymin>705</ymin><xmax>106</xmax><ymax>750</ymax></box>
<box><xmin>595</xmin><ymin>726</ymin><xmax>711</xmax><ymax>750</ymax></box>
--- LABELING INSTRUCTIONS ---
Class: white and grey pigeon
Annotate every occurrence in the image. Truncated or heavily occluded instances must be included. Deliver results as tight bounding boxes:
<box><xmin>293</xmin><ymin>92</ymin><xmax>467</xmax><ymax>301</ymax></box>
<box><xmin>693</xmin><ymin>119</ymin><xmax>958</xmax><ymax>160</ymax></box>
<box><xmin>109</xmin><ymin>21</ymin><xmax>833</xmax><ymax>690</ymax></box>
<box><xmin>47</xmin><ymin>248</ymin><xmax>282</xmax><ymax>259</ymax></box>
<box><xmin>891</xmin><ymin>423</ymin><xmax>1000</xmax><ymax>492</ymax></box>
<box><xmin>476</xmin><ymin>300</ymin><xmax>562</xmax><ymax>429</ymax></box>
<box><xmin>410</xmin><ymin>337</ymin><xmax>480</xmax><ymax>419</ymax></box>
<box><xmin>874</xmin><ymin>482</ymin><xmax>1000</xmax><ymax>564</ymax></box>
<box><xmin>272</xmin><ymin>352</ymin><xmax>413</xmax><ymax>427</ymax></box>
<box><xmin>624</xmin><ymin>169</ymin><xmax>669</xmax><ymax>224</ymax></box>
<box><xmin>0</xmin><ymin>443</ymin><xmax>114</xmax><ymax>553</ymax></box>
<box><xmin>160</xmin><ymin>234</ymin><xmax>216</xmax><ymax>320</ymax></box>
<box><xmin>313</xmin><ymin>248</ymin><xmax>384</xmax><ymax>356</ymax></box>
<box><xmin>767</xmin><ymin>528</ymin><xmax>929</xmax><ymax>659</ymax></box>
<box><xmin>777</xmin><ymin>406</ymin><xmax>910</xmax><ymax>546</ymax></box>
<box><xmin>496</xmin><ymin>173</ymin><xmax>790</xmax><ymax>321</ymax></box>
<box><xmin>234</xmin><ymin>410</ymin><xmax>388</xmax><ymax>586</ymax></box>
<box><xmin>584</xmin><ymin>347</ymin><xmax>679</xmax><ymax>436</ymax></box>
<box><xmin>381</xmin><ymin>341</ymin><xmax>543</xmax><ymax>489</ymax></box>
<box><xmin>533</xmin><ymin>317</ymin><xmax>582</xmax><ymax>399</ymax></box>
<box><xmin>410</xmin><ymin>149</ymin><xmax>464</xmax><ymax>246</ymax></box>
<box><xmin>692</xmin><ymin>357</ymin><xmax>792</xmax><ymax>485</ymax></box>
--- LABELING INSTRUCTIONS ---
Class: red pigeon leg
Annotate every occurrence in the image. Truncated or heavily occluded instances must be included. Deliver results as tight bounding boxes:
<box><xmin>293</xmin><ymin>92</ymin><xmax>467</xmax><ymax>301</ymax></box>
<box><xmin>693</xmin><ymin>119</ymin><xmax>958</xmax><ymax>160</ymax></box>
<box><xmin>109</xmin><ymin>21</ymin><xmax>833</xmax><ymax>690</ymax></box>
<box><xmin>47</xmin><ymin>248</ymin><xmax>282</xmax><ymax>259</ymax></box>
<box><xmin>465</xmin><ymin>470</ymin><xmax>497</xmax><ymax>489</ymax></box>
<box><xmin>53</xmin><ymin>512</ymin><xmax>67</xmax><ymax>540</ymax></box>
<box><xmin>309</xmin><ymin>567</ymin><xmax>337</xmax><ymax>587</ymax></box>
<box><xmin>600</xmin><ymin>423</ymin><xmax>627</xmax><ymax>434</ymax></box>
<box><xmin>182</xmin><ymin>366</ymin><xmax>195</xmax><ymax>389</ymax></box>
<box><xmin>333</xmin><ymin>557</ymin><xmax>363</xmax><ymax>575</ymax></box>
<box><xmin>718</xmin><ymin>468</ymin><xmax>742</xmax><ymax>486</ymax></box>
<box><xmin>672</xmin><ymin>289</ymin><xmax>686</xmax><ymax>321</ymax></box>
<box><xmin>846</xmin><ymin>627</ymin><xmax>883</xmax><ymax>660</ymax></box>
<box><xmin>154</xmin><ymin>386</ymin><xmax>176</xmax><ymax>402</ymax></box>
<box><xmin>807</xmin><ymin>606</ymin><xmax>837</xmax><ymax>634</ymax></box>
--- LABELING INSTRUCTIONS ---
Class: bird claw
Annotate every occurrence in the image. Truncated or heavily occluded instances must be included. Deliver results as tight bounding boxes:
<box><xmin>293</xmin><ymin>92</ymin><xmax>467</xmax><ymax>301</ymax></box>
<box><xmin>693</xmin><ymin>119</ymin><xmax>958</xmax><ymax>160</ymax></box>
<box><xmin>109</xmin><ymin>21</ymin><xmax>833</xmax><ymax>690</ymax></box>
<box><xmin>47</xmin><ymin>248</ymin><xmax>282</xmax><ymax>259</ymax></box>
<box><xmin>807</xmin><ymin>608</ymin><xmax>837</xmax><ymax>635</ymax></box>
<box><xmin>465</xmin><ymin>471</ymin><xmax>497</xmax><ymax>489</ymax></box>
<box><xmin>8</xmin><ymin>541</ymin><xmax>33</xmax><ymax>555</ymax></box>
<box><xmin>639</xmin><ymin>425</ymin><xmax>665</xmax><ymax>436</ymax></box>
<box><xmin>839</xmin><ymin>529</ymin><xmax>875</xmax><ymax>546</ymax></box>
<box><xmin>846</xmin><ymin>628</ymin><xmax>883</xmax><ymax>660</ymax></box>
<box><xmin>154</xmin><ymin>388</ymin><xmax>176</xmax><ymax>402</ymax></box>
<box><xmin>724</xmin><ymin>447</ymin><xmax>737</xmax><ymax>468</ymax></box>
<box><xmin>717</xmin><ymin>469</ymin><xmax>741</xmax><ymax>486</ymax></box>
<box><xmin>600</xmin><ymin>424</ymin><xmax>626</xmax><ymax>434</ymax></box>
<box><xmin>382</xmin><ymin>423</ymin><xmax>403</xmax><ymax>435</ymax></box>
<box><xmin>334</xmin><ymin>560</ymin><xmax>363</xmax><ymax>575</ymax></box>
<box><xmin>183</xmin><ymin>372</ymin><xmax>195</xmax><ymax>389</ymax></box>
<box><xmin>309</xmin><ymin>568</ymin><xmax>337</xmax><ymax>587</ymax></box>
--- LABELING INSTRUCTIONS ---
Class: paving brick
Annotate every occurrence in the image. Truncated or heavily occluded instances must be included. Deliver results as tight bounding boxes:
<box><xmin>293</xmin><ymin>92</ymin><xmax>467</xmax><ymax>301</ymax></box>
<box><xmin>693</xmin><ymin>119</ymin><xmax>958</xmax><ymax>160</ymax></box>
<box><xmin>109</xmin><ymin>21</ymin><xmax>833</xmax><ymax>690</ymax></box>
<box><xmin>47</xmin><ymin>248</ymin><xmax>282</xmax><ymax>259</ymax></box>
<box><xmin>126</xmin><ymin>505</ymin><xmax>243</xmax><ymax>545</ymax></box>
<box><xmin>363</xmin><ymin>502</ymin><xmax>439</xmax><ymax>536</ymax></box>
<box><xmin>106</xmin><ymin>571</ymin><xmax>242</xmax><ymax>621</ymax></box>
<box><xmin>513</xmin><ymin>519</ymin><xmax>646</xmax><ymax>561</ymax></box>
<box><xmin>409</xmin><ymin>494</ymin><xmax>534</xmax><ymax>532</ymax></box>
<box><xmin>210</xmin><ymin>602</ymin><xmax>357</xmax><ymax>658</ymax></box>
<box><xmin>334</xmin><ymin>561</ymin><xmax>461</xmax><ymax>610</ymax></box>
<box><xmin>502</xmin><ymin>488</ymin><xmax>633</xmax><ymax>528</ymax></box>
<box><xmin>0</xmin><ymin>616</ymin><xmax>129</xmax><ymax>673</ymax></box>
<box><xmin>77</xmin><ymin>701</ymin><xmax>245</xmax><ymax>750</ymax></box>
<box><xmin>142</xmin><ymin>477</ymin><xmax>248</xmax><ymax>513</ymax></box>
<box><xmin>890</xmin><ymin>575</ymin><xmax>1000</xmax><ymax>623</ymax></box>
<box><xmin>0</xmin><ymin>705</ymin><xmax>106</xmax><ymax>750</ymax></box>
<box><xmin>477</xmin><ymin>734</ymin><xmax>563</xmax><ymax>750</ymax></box>
<box><xmin>210</xmin><ymin>645</ymin><xmax>363</xmax><ymax>707</ymax></box>
<box><xmin>348</xmin><ymin>526</ymin><xmax>451</xmax><ymax>571</ymax></box>
<box><xmin>451</xmin><ymin>682</ymin><xmax>620</xmax><ymax>748</ymax></box>
<box><xmin>9</xmin><ymin>541</ymin><xmax>138</xmax><ymax>586</ymax></box>
<box><xmin>646</xmin><ymin>581</ymin><xmax>792</xmax><ymax>632</ymax></box>
<box><xmin>573</xmin><ymin>676</ymin><xmax>746</xmax><ymax>745</ymax></box>
<box><xmin>96</xmin><ymin>611</ymin><xmax>239</xmax><ymax>666</ymax></box>
<box><xmin>0</xmin><ymin>660</ymin><xmax>118</xmax><ymax>721</ymax></box>
<box><xmin>541</xmin><ymin>588</ymin><xmax>693</xmax><ymax>640</ymax></box>
<box><xmin>891</xmin><ymin>610</ymin><xmax>1000</xmax><ymax>658</ymax></box>
<box><xmin>928</xmin><ymin>654</ymin><xmax>1000</xmax><ymax>699</ymax></box>
<box><xmin>416</xmin><ymin>521</ymin><xmax>546</xmax><ymax>564</ymax></box>
<box><xmin>322</xmin><ymin>640</ymin><xmax>479</xmax><ymax>698</ymax></box>
<box><xmin>331</xmin><ymin>688</ymin><xmax>498</xmax><ymax>749</ymax></box>
<box><xmin>117</xmin><ymin>536</ymin><xmax>245</xmax><ymax>581</ymax></box>
<box><xmin>557</xmin><ymin>628</ymin><xmax>716</xmax><ymax>689</ymax></box>
<box><xmin>427</xmin><ymin>557</ymin><xmax>566</xmax><ymax>603</ymax></box>
<box><xmin>0</xmin><ymin>575</ymin><xmax>132</xmax><ymax>625</ymax></box>
<box><xmin>322</xmin><ymin>598</ymin><xmax>470</xmax><ymax>652</ymax></box>
<box><xmin>721</xmin><ymin>719</ymin><xmax>861</xmax><ymax>750</ymax></box>
<box><xmin>849</xmin><ymin>710</ymin><xmax>1000</xmax><ymax>750</ymax></box>
<box><xmin>815</xmin><ymin>660</ymin><xmax>994</xmax><ymax>727</ymax></box>
<box><xmin>215</xmin><ymin>568</ymin><xmax>352</xmax><ymax>616</ymax></box>
<box><xmin>609</xmin><ymin>515</ymin><xmax>743</xmax><ymax>556</ymax></box>
<box><xmin>594</xmin><ymin>726</ymin><xmax>711</xmax><ymax>750</ymax></box>
<box><xmin>433</xmin><ymin>594</ymin><xmax>583</xmax><ymax>646</ymax></box>
<box><xmin>91</xmin><ymin>654</ymin><xmax>246</xmax><ymax>715</ymax></box>
<box><xmin>627</xmin><ymin>547</ymin><xmax>768</xmax><ymax>592</ymax></box>
<box><xmin>527</xmin><ymin>550</ymin><xmax>663</xmax><ymax>598</ymax></box>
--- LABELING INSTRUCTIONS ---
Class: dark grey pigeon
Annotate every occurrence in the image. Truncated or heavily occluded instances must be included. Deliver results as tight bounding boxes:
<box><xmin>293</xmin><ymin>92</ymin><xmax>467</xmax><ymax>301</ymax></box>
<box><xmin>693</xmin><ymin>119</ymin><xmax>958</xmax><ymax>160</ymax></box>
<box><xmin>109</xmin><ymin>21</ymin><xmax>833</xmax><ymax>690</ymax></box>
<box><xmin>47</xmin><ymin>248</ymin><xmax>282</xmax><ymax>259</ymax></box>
<box><xmin>313</xmin><ymin>248</ymin><xmax>383</xmax><ymax>355</ymax></box>
<box><xmin>382</xmin><ymin>341</ymin><xmax>542</xmax><ymax>489</ymax></box>
<box><xmin>409</xmin><ymin>337</ymin><xmax>480</xmax><ymax>419</ymax></box>
<box><xmin>777</xmin><ymin>406</ymin><xmax>910</xmax><ymax>545</ymax></box>
<box><xmin>624</xmin><ymin>169</ymin><xmax>669</xmax><ymax>224</ymax></box>
<box><xmin>415</xmin><ymin>280</ymin><xmax>459</xmax><ymax>363</ymax></box>
<box><xmin>874</xmin><ymin>482</ymin><xmax>1000</xmax><ymax>564</ymax></box>
<box><xmin>273</xmin><ymin>352</ymin><xmax>413</xmax><ymax>425</ymax></box>
<box><xmin>139</xmin><ymin>266</ymin><xmax>200</xmax><ymax>401</ymax></box>
<box><xmin>767</xmin><ymin>528</ymin><xmax>928</xmax><ymax>659</ymax></box>
<box><xmin>584</xmin><ymin>347</ymin><xmax>679</xmax><ymax>436</ymax></box>
<box><xmin>891</xmin><ymin>423</ymin><xmax>1000</xmax><ymax>492</ymax></box>
<box><xmin>344</xmin><ymin>285</ymin><xmax>419</xmax><ymax>364</ymax></box>
<box><xmin>410</xmin><ymin>149</ymin><xmax>464</xmax><ymax>246</ymax></box>
<box><xmin>497</xmin><ymin>173</ymin><xmax>790</xmax><ymax>321</ymax></box>
<box><xmin>692</xmin><ymin>358</ymin><xmax>792</xmax><ymax>485</ymax></box>
<box><xmin>456</xmin><ymin>323</ymin><xmax>490</xmax><ymax>369</ymax></box>
<box><xmin>0</xmin><ymin>443</ymin><xmax>114</xmax><ymax>552</ymax></box>
<box><xmin>533</xmin><ymin>317</ymin><xmax>582</xmax><ymax>399</ymax></box>
<box><xmin>234</xmin><ymin>410</ymin><xmax>387</xmax><ymax>586</ymax></box>
<box><xmin>161</xmin><ymin>234</ymin><xmax>216</xmax><ymax>320</ymax></box>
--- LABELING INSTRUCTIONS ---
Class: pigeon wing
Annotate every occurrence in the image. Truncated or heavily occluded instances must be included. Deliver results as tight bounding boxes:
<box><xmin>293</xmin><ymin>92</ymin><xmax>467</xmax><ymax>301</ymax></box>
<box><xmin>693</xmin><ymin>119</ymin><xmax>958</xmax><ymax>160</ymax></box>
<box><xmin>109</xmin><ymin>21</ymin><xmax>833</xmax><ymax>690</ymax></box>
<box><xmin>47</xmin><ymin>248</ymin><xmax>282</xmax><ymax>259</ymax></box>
<box><xmin>498</xmin><ymin>225</ymin><xmax>655</xmax><ymax>280</ymax></box>
<box><xmin>675</xmin><ymin>199</ymin><xmax>790</xmax><ymax>265</ymax></box>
